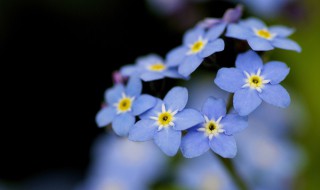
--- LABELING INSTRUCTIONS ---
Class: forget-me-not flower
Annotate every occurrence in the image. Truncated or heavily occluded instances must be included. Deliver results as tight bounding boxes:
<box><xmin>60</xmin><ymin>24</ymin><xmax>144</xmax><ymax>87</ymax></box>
<box><xmin>176</xmin><ymin>153</ymin><xmax>239</xmax><ymax>190</ymax></box>
<box><xmin>214</xmin><ymin>50</ymin><xmax>291</xmax><ymax>116</ymax></box>
<box><xmin>121</xmin><ymin>54</ymin><xmax>183</xmax><ymax>82</ymax></box>
<box><xmin>129</xmin><ymin>87</ymin><xmax>204</xmax><ymax>156</ymax></box>
<box><xmin>197</xmin><ymin>5</ymin><xmax>243</xmax><ymax>29</ymax></box>
<box><xmin>96</xmin><ymin>77</ymin><xmax>157</xmax><ymax>137</ymax></box>
<box><xmin>226</xmin><ymin>17</ymin><xmax>301</xmax><ymax>52</ymax></box>
<box><xmin>181</xmin><ymin>97</ymin><xmax>248</xmax><ymax>158</ymax></box>
<box><xmin>166</xmin><ymin>25</ymin><xmax>225</xmax><ymax>77</ymax></box>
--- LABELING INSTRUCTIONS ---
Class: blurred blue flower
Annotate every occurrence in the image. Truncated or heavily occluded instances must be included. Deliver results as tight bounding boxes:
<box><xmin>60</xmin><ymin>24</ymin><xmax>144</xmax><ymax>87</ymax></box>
<box><xmin>197</xmin><ymin>5</ymin><xmax>243</xmax><ymax>29</ymax></box>
<box><xmin>96</xmin><ymin>77</ymin><xmax>157</xmax><ymax>137</ymax></box>
<box><xmin>78</xmin><ymin>134</ymin><xmax>166</xmax><ymax>190</ymax></box>
<box><xmin>235</xmin><ymin>0</ymin><xmax>291</xmax><ymax>19</ymax></box>
<box><xmin>215</xmin><ymin>50</ymin><xmax>291</xmax><ymax>116</ymax></box>
<box><xmin>129</xmin><ymin>87</ymin><xmax>204</xmax><ymax>156</ymax></box>
<box><xmin>234</xmin><ymin>117</ymin><xmax>303</xmax><ymax>190</ymax></box>
<box><xmin>176</xmin><ymin>152</ymin><xmax>239</xmax><ymax>190</ymax></box>
<box><xmin>181</xmin><ymin>97</ymin><xmax>248</xmax><ymax>158</ymax></box>
<box><xmin>226</xmin><ymin>17</ymin><xmax>301</xmax><ymax>52</ymax></box>
<box><xmin>120</xmin><ymin>54</ymin><xmax>184</xmax><ymax>82</ymax></box>
<box><xmin>166</xmin><ymin>26</ymin><xmax>225</xmax><ymax>77</ymax></box>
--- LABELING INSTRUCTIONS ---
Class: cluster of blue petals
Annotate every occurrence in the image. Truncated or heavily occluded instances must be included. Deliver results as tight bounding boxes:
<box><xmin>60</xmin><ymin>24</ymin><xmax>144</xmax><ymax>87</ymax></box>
<box><xmin>96</xmin><ymin>7</ymin><xmax>300</xmax><ymax>158</ymax></box>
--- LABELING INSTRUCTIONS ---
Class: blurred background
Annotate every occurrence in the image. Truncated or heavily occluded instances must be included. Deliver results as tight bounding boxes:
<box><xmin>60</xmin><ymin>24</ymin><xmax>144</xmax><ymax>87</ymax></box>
<box><xmin>1</xmin><ymin>0</ymin><xmax>319</xmax><ymax>189</ymax></box>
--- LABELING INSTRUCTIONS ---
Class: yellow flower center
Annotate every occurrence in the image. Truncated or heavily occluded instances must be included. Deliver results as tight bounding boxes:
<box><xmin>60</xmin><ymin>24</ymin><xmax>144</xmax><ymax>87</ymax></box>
<box><xmin>114</xmin><ymin>93</ymin><xmax>134</xmax><ymax>114</ymax></box>
<box><xmin>255</xmin><ymin>29</ymin><xmax>274</xmax><ymax>40</ymax></box>
<box><xmin>188</xmin><ymin>37</ymin><xmax>207</xmax><ymax>55</ymax></box>
<box><xmin>205</xmin><ymin>121</ymin><xmax>220</xmax><ymax>135</ymax></box>
<box><xmin>198</xmin><ymin>116</ymin><xmax>224</xmax><ymax>140</ymax></box>
<box><xmin>248</xmin><ymin>75</ymin><xmax>263</xmax><ymax>88</ymax></box>
<box><xmin>243</xmin><ymin>69</ymin><xmax>270</xmax><ymax>93</ymax></box>
<box><xmin>148</xmin><ymin>63</ymin><xmax>166</xmax><ymax>72</ymax></box>
<box><xmin>150</xmin><ymin>104</ymin><xmax>177</xmax><ymax>130</ymax></box>
<box><xmin>158</xmin><ymin>112</ymin><xmax>173</xmax><ymax>127</ymax></box>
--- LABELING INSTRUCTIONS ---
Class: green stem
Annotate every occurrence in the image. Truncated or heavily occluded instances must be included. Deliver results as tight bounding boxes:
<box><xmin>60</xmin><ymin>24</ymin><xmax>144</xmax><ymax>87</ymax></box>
<box><xmin>217</xmin><ymin>156</ymin><xmax>247</xmax><ymax>190</ymax></box>
<box><xmin>219</xmin><ymin>93</ymin><xmax>247</xmax><ymax>190</ymax></box>
<box><xmin>226</xmin><ymin>93</ymin><xmax>234</xmax><ymax>113</ymax></box>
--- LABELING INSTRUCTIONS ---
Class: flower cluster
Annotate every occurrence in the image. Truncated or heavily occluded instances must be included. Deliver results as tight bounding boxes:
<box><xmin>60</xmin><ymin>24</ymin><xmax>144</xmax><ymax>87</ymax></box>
<box><xmin>96</xmin><ymin>6</ymin><xmax>300</xmax><ymax>159</ymax></box>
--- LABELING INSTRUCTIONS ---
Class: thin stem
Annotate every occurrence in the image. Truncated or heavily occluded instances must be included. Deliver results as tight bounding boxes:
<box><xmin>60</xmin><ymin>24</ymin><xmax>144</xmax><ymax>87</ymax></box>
<box><xmin>226</xmin><ymin>93</ymin><xmax>234</xmax><ymax>113</ymax></box>
<box><xmin>217</xmin><ymin>156</ymin><xmax>248</xmax><ymax>190</ymax></box>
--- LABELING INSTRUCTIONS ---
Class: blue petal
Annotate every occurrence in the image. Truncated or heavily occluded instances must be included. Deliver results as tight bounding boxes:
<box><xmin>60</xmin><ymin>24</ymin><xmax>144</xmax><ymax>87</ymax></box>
<box><xmin>199</xmin><ymin>38</ymin><xmax>224</xmax><ymax>58</ymax></box>
<box><xmin>209</xmin><ymin>134</ymin><xmax>237</xmax><ymax>158</ymax></box>
<box><xmin>235</xmin><ymin>50</ymin><xmax>264</xmax><ymax>74</ymax></box>
<box><xmin>214</xmin><ymin>68</ymin><xmax>244</xmax><ymax>93</ymax></box>
<box><xmin>239</xmin><ymin>17</ymin><xmax>266</xmax><ymax>29</ymax></box>
<box><xmin>95</xmin><ymin>107</ymin><xmax>116</xmax><ymax>127</ymax></box>
<box><xmin>166</xmin><ymin>46</ymin><xmax>188</xmax><ymax>67</ymax></box>
<box><xmin>120</xmin><ymin>65</ymin><xmax>138</xmax><ymax>77</ymax></box>
<box><xmin>164</xmin><ymin>87</ymin><xmax>188</xmax><ymax>111</ymax></box>
<box><xmin>269</xmin><ymin>26</ymin><xmax>294</xmax><ymax>37</ymax></box>
<box><xmin>234</xmin><ymin>88</ymin><xmax>262</xmax><ymax>116</ymax></box>
<box><xmin>173</xmin><ymin>109</ymin><xmax>204</xmax><ymax>130</ymax></box>
<box><xmin>205</xmin><ymin>22</ymin><xmax>227</xmax><ymax>40</ymax></box>
<box><xmin>183</xmin><ymin>27</ymin><xmax>205</xmax><ymax>45</ymax></box>
<box><xmin>261</xmin><ymin>61</ymin><xmax>290</xmax><ymax>84</ymax></box>
<box><xmin>220</xmin><ymin>114</ymin><xmax>248</xmax><ymax>135</ymax></box>
<box><xmin>140</xmin><ymin>72</ymin><xmax>164</xmax><ymax>82</ymax></box>
<box><xmin>247</xmin><ymin>37</ymin><xmax>274</xmax><ymax>51</ymax></box>
<box><xmin>225</xmin><ymin>24</ymin><xmax>251</xmax><ymax>40</ymax></box>
<box><xmin>125</xmin><ymin>76</ymin><xmax>142</xmax><ymax>97</ymax></box>
<box><xmin>181</xmin><ymin>131</ymin><xmax>210</xmax><ymax>158</ymax></box>
<box><xmin>271</xmin><ymin>38</ymin><xmax>301</xmax><ymax>52</ymax></box>
<box><xmin>128</xmin><ymin>119</ymin><xmax>158</xmax><ymax>141</ymax></box>
<box><xmin>154</xmin><ymin>127</ymin><xmax>181</xmax><ymax>156</ymax></box>
<box><xmin>136</xmin><ymin>54</ymin><xmax>163</xmax><ymax>68</ymax></box>
<box><xmin>132</xmin><ymin>94</ymin><xmax>157</xmax><ymax>116</ymax></box>
<box><xmin>139</xmin><ymin>99</ymin><xmax>163</xmax><ymax>120</ymax></box>
<box><xmin>178</xmin><ymin>55</ymin><xmax>203</xmax><ymax>77</ymax></box>
<box><xmin>162</xmin><ymin>69</ymin><xmax>184</xmax><ymax>79</ymax></box>
<box><xmin>201</xmin><ymin>97</ymin><xmax>226</xmax><ymax>120</ymax></box>
<box><xmin>105</xmin><ymin>84</ymin><xmax>125</xmax><ymax>104</ymax></box>
<box><xmin>259</xmin><ymin>84</ymin><xmax>290</xmax><ymax>108</ymax></box>
<box><xmin>112</xmin><ymin>113</ymin><xmax>135</xmax><ymax>137</ymax></box>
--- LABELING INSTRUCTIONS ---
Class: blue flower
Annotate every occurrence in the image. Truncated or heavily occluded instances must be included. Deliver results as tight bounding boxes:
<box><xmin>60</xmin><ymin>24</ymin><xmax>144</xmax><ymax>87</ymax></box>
<box><xmin>166</xmin><ymin>25</ymin><xmax>225</xmax><ymax>77</ymax></box>
<box><xmin>176</xmin><ymin>153</ymin><xmax>239</xmax><ymax>190</ymax></box>
<box><xmin>181</xmin><ymin>97</ymin><xmax>248</xmax><ymax>158</ymax></box>
<box><xmin>197</xmin><ymin>5</ymin><xmax>243</xmax><ymax>29</ymax></box>
<box><xmin>120</xmin><ymin>54</ymin><xmax>184</xmax><ymax>82</ymax></box>
<box><xmin>214</xmin><ymin>50</ymin><xmax>291</xmax><ymax>116</ymax></box>
<box><xmin>226</xmin><ymin>17</ymin><xmax>301</xmax><ymax>52</ymax></box>
<box><xmin>96</xmin><ymin>77</ymin><xmax>157</xmax><ymax>137</ymax></box>
<box><xmin>234</xmin><ymin>121</ymin><xmax>302</xmax><ymax>190</ymax></box>
<box><xmin>129</xmin><ymin>87</ymin><xmax>204</xmax><ymax>156</ymax></box>
<box><xmin>78</xmin><ymin>134</ymin><xmax>166</xmax><ymax>190</ymax></box>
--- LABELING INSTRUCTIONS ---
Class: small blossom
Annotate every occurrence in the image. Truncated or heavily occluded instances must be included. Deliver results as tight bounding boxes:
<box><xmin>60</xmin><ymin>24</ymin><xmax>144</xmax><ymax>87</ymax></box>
<box><xmin>180</xmin><ymin>97</ymin><xmax>248</xmax><ymax>158</ymax></box>
<box><xmin>120</xmin><ymin>54</ymin><xmax>184</xmax><ymax>82</ymax></box>
<box><xmin>214</xmin><ymin>50</ymin><xmax>291</xmax><ymax>116</ymax></box>
<box><xmin>166</xmin><ymin>26</ymin><xmax>225</xmax><ymax>77</ymax></box>
<box><xmin>177</xmin><ymin>153</ymin><xmax>239</xmax><ymax>190</ymax></box>
<box><xmin>226</xmin><ymin>17</ymin><xmax>301</xmax><ymax>52</ymax></box>
<box><xmin>129</xmin><ymin>87</ymin><xmax>204</xmax><ymax>156</ymax></box>
<box><xmin>197</xmin><ymin>5</ymin><xmax>243</xmax><ymax>29</ymax></box>
<box><xmin>96</xmin><ymin>77</ymin><xmax>157</xmax><ymax>137</ymax></box>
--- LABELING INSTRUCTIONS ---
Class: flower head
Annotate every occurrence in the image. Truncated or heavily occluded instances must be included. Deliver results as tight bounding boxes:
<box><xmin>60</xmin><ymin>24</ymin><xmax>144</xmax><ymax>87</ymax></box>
<box><xmin>214</xmin><ymin>50</ymin><xmax>291</xmax><ymax>116</ymax></box>
<box><xmin>180</xmin><ymin>97</ymin><xmax>248</xmax><ymax>158</ymax></box>
<box><xmin>129</xmin><ymin>87</ymin><xmax>204</xmax><ymax>156</ymax></box>
<box><xmin>120</xmin><ymin>54</ymin><xmax>183</xmax><ymax>82</ymax></box>
<box><xmin>166</xmin><ymin>25</ymin><xmax>225</xmax><ymax>77</ymax></box>
<box><xmin>96</xmin><ymin>77</ymin><xmax>157</xmax><ymax>137</ymax></box>
<box><xmin>226</xmin><ymin>17</ymin><xmax>301</xmax><ymax>52</ymax></box>
<box><xmin>197</xmin><ymin>5</ymin><xmax>243</xmax><ymax>29</ymax></box>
